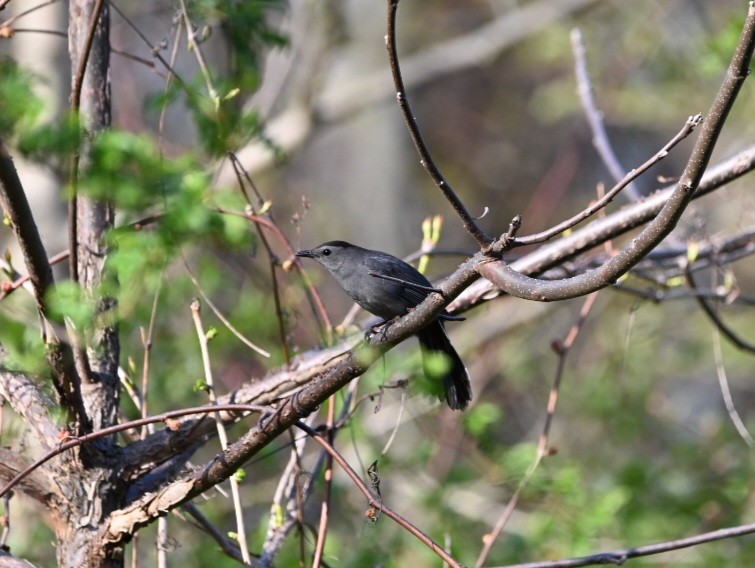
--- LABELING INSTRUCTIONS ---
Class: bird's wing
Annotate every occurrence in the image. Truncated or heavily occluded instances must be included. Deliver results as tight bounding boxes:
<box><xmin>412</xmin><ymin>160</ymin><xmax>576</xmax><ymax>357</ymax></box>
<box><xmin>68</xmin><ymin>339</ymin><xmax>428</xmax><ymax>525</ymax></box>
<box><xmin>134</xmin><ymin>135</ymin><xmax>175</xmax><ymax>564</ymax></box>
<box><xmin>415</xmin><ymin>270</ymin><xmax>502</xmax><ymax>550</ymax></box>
<box><xmin>363</xmin><ymin>253</ymin><xmax>432</xmax><ymax>308</ymax></box>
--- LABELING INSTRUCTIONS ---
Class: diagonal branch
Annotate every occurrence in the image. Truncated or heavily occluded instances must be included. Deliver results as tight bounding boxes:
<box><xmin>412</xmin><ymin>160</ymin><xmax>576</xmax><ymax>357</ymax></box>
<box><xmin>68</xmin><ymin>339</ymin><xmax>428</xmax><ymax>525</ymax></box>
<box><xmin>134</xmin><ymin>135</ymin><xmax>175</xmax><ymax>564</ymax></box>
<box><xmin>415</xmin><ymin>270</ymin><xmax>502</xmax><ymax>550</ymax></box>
<box><xmin>386</xmin><ymin>0</ymin><xmax>492</xmax><ymax>248</ymax></box>
<box><xmin>0</xmin><ymin>138</ymin><xmax>55</xmax><ymax>317</ymax></box>
<box><xmin>100</xmin><ymin>256</ymin><xmax>481</xmax><ymax>547</ymax></box>
<box><xmin>479</xmin><ymin>2</ymin><xmax>755</xmax><ymax>301</ymax></box>
<box><xmin>0</xmin><ymin>371</ymin><xmax>59</xmax><ymax>450</ymax></box>
<box><xmin>686</xmin><ymin>269</ymin><xmax>755</xmax><ymax>353</ymax></box>
<box><xmin>450</xmin><ymin>143</ymin><xmax>755</xmax><ymax>312</ymax></box>
<box><xmin>501</xmin><ymin>519</ymin><xmax>755</xmax><ymax>568</ymax></box>
<box><xmin>120</xmin><ymin>142</ymin><xmax>755</xmax><ymax>482</ymax></box>
<box><xmin>571</xmin><ymin>28</ymin><xmax>641</xmax><ymax>202</ymax></box>
<box><xmin>514</xmin><ymin>114</ymin><xmax>701</xmax><ymax>247</ymax></box>
<box><xmin>0</xmin><ymin>448</ymin><xmax>58</xmax><ymax>506</ymax></box>
<box><xmin>0</xmin><ymin>138</ymin><xmax>88</xmax><ymax>428</ymax></box>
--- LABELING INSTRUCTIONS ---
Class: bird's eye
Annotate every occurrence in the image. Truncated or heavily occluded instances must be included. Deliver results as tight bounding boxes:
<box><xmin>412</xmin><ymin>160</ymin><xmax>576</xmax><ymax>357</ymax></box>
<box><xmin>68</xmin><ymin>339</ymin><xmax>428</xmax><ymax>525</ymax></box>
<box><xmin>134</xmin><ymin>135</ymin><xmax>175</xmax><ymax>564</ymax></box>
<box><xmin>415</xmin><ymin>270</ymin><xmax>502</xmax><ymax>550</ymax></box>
<box><xmin>322</xmin><ymin>248</ymin><xmax>331</xmax><ymax>256</ymax></box>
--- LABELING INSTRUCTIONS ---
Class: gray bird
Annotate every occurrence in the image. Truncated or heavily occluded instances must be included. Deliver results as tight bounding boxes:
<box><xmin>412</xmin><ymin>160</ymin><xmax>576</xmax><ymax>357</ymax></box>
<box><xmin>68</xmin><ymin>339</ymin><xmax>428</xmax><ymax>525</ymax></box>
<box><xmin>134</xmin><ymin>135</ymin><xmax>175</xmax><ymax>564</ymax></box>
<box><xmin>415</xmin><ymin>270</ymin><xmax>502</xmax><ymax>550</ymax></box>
<box><xmin>296</xmin><ymin>241</ymin><xmax>471</xmax><ymax>410</ymax></box>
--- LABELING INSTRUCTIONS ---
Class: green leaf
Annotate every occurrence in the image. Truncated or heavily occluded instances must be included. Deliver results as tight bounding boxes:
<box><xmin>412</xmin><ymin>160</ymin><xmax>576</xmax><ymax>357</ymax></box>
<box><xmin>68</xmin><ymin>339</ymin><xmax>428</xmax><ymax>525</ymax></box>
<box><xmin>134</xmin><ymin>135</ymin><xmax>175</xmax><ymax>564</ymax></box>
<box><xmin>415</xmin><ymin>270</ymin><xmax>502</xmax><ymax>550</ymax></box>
<box><xmin>45</xmin><ymin>282</ymin><xmax>96</xmax><ymax>329</ymax></box>
<box><xmin>0</xmin><ymin>58</ymin><xmax>44</xmax><ymax>138</ymax></box>
<box><xmin>464</xmin><ymin>402</ymin><xmax>503</xmax><ymax>437</ymax></box>
<box><xmin>0</xmin><ymin>318</ymin><xmax>47</xmax><ymax>374</ymax></box>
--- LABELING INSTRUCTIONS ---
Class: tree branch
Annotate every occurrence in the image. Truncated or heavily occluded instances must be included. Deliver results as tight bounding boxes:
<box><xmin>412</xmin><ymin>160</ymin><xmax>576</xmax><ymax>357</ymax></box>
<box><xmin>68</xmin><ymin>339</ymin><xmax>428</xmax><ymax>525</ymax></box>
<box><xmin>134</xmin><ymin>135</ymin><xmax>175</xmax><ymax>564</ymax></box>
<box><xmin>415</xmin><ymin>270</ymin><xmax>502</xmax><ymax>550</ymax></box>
<box><xmin>0</xmin><ymin>448</ymin><xmax>58</xmax><ymax>506</ymax></box>
<box><xmin>514</xmin><ymin>114</ymin><xmax>701</xmax><ymax>247</ymax></box>
<box><xmin>386</xmin><ymin>0</ymin><xmax>492</xmax><ymax>248</ymax></box>
<box><xmin>571</xmin><ymin>28</ymin><xmax>641</xmax><ymax>201</ymax></box>
<box><xmin>479</xmin><ymin>1</ymin><xmax>755</xmax><ymax>301</ymax></box>
<box><xmin>500</xmin><ymin>519</ymin><xmax>755</xmax><ymax>568</ymax></box>
<box><xmin>0</xmin><ymin>371</ymin><xmax>59</xmax><ymax>450</ymax></box>
<box><xmin>0</xmin><ymin>137</ymin><xmax>88</xmax><ymax>428</ymax></box>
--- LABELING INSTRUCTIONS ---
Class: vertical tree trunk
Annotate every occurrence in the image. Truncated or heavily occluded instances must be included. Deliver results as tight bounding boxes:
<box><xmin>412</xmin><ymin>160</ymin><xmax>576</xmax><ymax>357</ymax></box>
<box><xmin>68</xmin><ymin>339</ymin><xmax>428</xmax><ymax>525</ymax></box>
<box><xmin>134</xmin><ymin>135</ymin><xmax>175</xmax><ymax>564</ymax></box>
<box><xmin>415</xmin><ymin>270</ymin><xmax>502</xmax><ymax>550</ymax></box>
<box><xmin>68</xmin><ymin>0</ymin><xmax>119</xmax><ymax>430</ymax></box>
<box><xmin>53</xmin><ymin>2</ymin><xmax>124</xmax><ymax>566</ymax></box>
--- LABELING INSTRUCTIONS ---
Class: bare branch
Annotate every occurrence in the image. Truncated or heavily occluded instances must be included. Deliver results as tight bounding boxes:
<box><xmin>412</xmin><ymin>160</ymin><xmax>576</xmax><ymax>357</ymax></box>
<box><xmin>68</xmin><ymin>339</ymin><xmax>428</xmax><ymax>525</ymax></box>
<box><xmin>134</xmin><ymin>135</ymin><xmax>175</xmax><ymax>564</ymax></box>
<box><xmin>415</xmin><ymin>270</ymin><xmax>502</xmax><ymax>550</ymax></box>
<box><xmin>446</xmin><ymin>143</ymin><xmax>755</xmax><ymax>313</ymax></box>
<box><xmin>476</xmin><ymin>292</ymin><xmax>598</xmax><ymax>567</ymax></box>
<box><xmin>0</xmin><ymin>448</ymin><xmax>58</xmax><ymax>505</ymax></box>
<box><xmin>686</xmin><ymin>269</ymin><xmax>755</xmax><ymax>353</ymax></box>
<box><xmin>190</xmin><ymin>300</ymin><xmax>252</xmax><ymax>565</ymax></box>
<box><xmin>0</xmin><ymin>371</ymin><xmax>59</xmax><ymax>449</ymax></box>
<box><xmin>480</xmin><ymin>2</ymin><xmax>755</xmax><ymax>301</ymax></box>
<box><xmin>515</xmin><ymin>114</ymin><xmax>701</xmax><ymax>247</ymax></box>
<box><xmin>0</xmin><ymin>138</ymin><xmax>88</xmax><ymax>428</ymax></box>
<box><xmin>386</xmin><ymin>0</ymin><xmax>492</xmax><ymax>248</ymax></box>
<box><xmin>571</xmin><ymin>28</ymin><xmax>641</xmax><ymax>202</ymax></box>
<box><xmin>0</xmin><ymin>138</ymin><xmax>55</xmax><ymax>319</ymax></box>
<box><xmin>500</xmin><ymin>519</ymin><xmax>755</xmax><ymax>568</ymax></box>
<box><xmin>711</xmin><ymin>328</ymin><xmax>755</xmax><ymax>447</ymax></box>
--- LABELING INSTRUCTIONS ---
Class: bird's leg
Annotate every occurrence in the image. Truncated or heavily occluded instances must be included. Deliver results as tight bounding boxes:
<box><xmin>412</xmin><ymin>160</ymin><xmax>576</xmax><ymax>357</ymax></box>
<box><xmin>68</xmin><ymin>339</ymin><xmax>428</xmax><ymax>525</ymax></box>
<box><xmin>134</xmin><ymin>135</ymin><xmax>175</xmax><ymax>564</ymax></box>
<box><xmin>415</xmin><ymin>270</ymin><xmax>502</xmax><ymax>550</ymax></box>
<box><xmin>365</xmin><ymin>318</ymin><xmax>390</xmax><ymax>341</ymax></box>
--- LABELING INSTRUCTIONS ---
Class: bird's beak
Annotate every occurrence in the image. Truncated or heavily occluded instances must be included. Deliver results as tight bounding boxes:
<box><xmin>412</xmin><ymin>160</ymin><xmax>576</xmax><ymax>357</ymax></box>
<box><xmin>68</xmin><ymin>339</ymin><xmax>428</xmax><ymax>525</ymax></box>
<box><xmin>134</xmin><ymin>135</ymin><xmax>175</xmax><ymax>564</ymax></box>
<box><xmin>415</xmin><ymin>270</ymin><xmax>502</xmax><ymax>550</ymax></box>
<box><xmin>296</xmin><ymin>249</ymin><xmax>315</xmax><ymax>259</ymax></box>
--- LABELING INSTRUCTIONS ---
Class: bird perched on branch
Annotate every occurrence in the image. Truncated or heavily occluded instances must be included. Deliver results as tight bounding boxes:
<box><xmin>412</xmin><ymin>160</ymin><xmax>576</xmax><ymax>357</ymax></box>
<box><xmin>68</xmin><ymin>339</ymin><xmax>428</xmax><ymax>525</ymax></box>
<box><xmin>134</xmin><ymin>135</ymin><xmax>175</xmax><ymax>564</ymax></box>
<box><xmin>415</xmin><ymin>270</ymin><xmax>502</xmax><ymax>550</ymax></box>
<box><xmin>296</xmin><ymin>241</ymin><xmax>471</xmax><ymax>410</ymax></box>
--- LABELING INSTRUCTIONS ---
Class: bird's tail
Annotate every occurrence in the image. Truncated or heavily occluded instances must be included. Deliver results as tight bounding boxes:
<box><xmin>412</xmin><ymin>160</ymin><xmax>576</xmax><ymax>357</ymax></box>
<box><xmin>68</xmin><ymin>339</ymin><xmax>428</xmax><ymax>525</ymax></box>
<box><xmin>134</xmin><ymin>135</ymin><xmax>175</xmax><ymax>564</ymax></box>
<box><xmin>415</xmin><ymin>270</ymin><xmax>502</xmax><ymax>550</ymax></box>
<box><xmin>417</xmin><ymin>321</ymin><xmax>472</xmax><ymax>410</ymax></box>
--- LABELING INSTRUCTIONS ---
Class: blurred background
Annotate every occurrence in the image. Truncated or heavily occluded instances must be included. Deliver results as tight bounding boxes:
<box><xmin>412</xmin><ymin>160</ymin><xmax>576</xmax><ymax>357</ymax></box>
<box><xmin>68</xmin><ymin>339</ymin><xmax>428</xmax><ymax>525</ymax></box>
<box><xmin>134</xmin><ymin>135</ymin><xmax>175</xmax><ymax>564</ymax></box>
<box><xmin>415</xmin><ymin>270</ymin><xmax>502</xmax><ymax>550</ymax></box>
<box><xmin>1</xmin><ymin>0</ymin><xmax>755</xmax><ymax>566</ymax></box>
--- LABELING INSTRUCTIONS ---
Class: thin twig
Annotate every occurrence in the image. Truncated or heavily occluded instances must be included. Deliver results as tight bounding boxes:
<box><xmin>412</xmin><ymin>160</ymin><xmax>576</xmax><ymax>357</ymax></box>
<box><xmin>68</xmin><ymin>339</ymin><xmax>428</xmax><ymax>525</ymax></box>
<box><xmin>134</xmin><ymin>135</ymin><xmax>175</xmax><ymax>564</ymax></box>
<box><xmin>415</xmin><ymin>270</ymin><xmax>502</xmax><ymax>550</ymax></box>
<box><xmin>686</xmin><ymin>269</ymin><xmax>755</xmax><ymax>353</ymax></box>
<box><xmin>500</xmin><ymin>518</ymin><xmax>755</xmax><ymax>567</ymax></box>
<box><xmin>385</xmin><ymin>0</ymin><xmax>492</xmax><ymax>248</ymax></box>
<box><xmin>571</xmin><ymin>28</ymin><xmax>641</xmax><ymax>201</ymax></box>
<box><xmin>295</xmin><ymin>420</ymin><xmax>463</xmax><ymax>568</ymax></box>
<box><xmin>157</xmin><ymin>16</ymin><xmax>183</xmax><ymax>151</ymax></box>
<box><xmin>514</xmin><ymin>114</ymin><xmax>701</xmax><ymax>247</ymax></box>
<box><xmin>0</xmin><ymin>0</ymin><xmax>59</xmax><ymax>29</ymax></box>
<box><xmin>178</xmin><ymin>0</ymin><xmax>218</xmax><ymax>101</ymax></box>
<box><xmin>183</xmin><ymin>258</ymin><xmax>271</xmax><ymax>357</ymax></box>
<box><xmin>182</xmin><ymin>502</ymin><xmax>246</xmax><ymax>564</ymax></box>
<box><xmin>0</xmin><ymin>403</ymin><xmax>266</xmax><ymax>499</ymax></box>
<box><xmin>226</xmin><ymin>158</ymin><xmax>295</xmax><ymax>360</ymax></box>
<box><xmin>476</xmin><ymin>292</ymin><xmax>598</xmax><ymax>567</ymax></box>
<box><xmin>139</xmin><ymin>270</ymin><xmax>164</xmax><ymax>438</ymax></box>
<box><xmin>0</xmin><ymin>250</ymin><xmax>69</xmax><ymax>301</ymax></box>
<box><xmin>191</xmin><ymin>300</ymin><xmax>252</xmax><ymax>565</ymax></box>
<box><xmin>311</xmin><ymin>399</ymin><xmax>335</xmax><ymax>568</ymax></box>
<box><xmin>4</xmin><ymin>27</ymin><xmax>65</xmax><ymax>37</ymax></box>
<box><xmin>711</xmin><ymin>327</ymin><xmax>755</xmax><ymax>447</ymax></box>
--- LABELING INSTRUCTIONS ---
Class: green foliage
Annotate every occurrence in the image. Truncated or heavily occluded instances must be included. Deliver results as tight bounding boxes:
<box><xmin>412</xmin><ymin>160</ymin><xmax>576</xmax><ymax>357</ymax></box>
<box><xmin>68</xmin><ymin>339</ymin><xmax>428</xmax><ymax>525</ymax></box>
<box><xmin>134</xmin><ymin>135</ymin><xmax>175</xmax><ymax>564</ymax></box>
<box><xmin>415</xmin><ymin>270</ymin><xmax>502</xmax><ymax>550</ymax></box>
<box><xmin>80</xmin><ymin>130</ymin><xmax>204</xmax><ymax>213</ymax></box>
<box><xmin>0</xmin><ymin>58</ymin><xmax>44</xmax><ymax>138</ymax></box>
<box><xmin>701</xmin><ymin>15</ymin><xmax>751</xmax><ymax>77</ymax></box>
<box><xmin>0</xmin><ymin>61</ymin><xmax>81</xmax><ymax>164</ymax></box>
<box><xmin>181</xmin><ymin>78</ymin><xmax>266</xmax><ymax>156</ymax></box>
<box><xmin>464</xmin><ymin>402</ymin><xmax>504</xmax><ymax>437</ymax></box>
<box><xmin>17</xmin><ymin>113</ymin><xmax>81</xmax><ymax>164</ymax></box>
<box><xmin>0</xmin><ymin>318</ymin><xmax>47</xmax><ymax>374</ymax></box>
<box><xmin>191</xmin><ymin>0</ymin><xmax>288</xmax><ymax>92</ymax></box>
<box><xmin>45</xmin><ymin>281</ymin><xmax>97</xmax><ymax>329</ymax></box>
<box><xmin>147</xmin><ymin>0</ymin><xmax>288</xmax><ymax>156</ymax></box>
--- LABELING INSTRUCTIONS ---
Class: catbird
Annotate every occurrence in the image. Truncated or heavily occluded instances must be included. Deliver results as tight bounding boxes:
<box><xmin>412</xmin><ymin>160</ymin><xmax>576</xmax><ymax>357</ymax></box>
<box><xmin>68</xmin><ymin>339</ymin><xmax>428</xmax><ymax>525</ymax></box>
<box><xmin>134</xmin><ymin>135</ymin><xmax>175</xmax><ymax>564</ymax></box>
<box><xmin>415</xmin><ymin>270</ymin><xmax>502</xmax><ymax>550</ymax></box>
<box><xmin>296</xmin><ymin>241</ymin><xmax>471</xmax><ymax>410</ymax></box>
